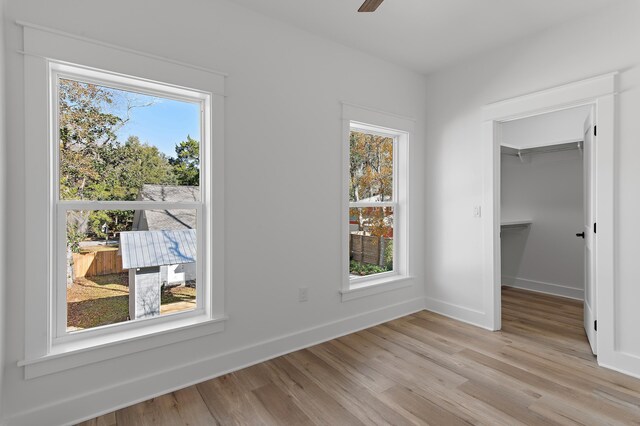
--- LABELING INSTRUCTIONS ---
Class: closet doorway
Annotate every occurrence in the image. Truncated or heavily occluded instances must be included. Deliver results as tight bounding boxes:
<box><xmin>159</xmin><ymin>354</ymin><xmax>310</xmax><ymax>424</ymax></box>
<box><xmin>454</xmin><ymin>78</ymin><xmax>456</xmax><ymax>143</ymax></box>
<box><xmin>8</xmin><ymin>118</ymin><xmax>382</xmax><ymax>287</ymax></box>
<box><xmin>482</xmin><ymin>73</ymin><xmax>616</xmax><ymax>364</ymax></box>
<box><xmin>499</xmin><ymin>106</ymin><xmax>597</xmax><ymax>354</ymax></box>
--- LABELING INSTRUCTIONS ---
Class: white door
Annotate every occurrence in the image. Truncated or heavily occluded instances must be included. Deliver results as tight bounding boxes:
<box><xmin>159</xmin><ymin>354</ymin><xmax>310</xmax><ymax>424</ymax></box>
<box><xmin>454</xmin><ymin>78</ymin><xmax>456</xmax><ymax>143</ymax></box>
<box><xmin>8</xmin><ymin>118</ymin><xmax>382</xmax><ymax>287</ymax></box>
<box><xmin>583</xmin><ymin>109</ymin><xmax>597</xmax><ymax>355</ymax></box>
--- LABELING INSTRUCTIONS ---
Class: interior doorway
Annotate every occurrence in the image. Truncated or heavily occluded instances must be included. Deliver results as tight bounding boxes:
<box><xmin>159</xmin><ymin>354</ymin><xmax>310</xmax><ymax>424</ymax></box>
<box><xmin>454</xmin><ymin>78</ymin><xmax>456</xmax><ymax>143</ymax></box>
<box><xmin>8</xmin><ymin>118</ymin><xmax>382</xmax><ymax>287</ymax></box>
<box><xmin>498</xmin><ymin>105</ymin><xmax>597</xmax><ymax>354</ymax></box>
<box><xmin>482</xmin><ymin>73</ymin><xmax>616</xmax><ymax>365</ymax></box>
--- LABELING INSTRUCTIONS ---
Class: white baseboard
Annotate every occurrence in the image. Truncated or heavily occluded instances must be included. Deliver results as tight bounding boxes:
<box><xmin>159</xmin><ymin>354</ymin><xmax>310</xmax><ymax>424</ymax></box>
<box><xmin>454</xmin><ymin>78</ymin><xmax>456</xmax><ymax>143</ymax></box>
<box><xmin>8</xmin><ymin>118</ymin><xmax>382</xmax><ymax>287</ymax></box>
<box><xmin>423</xmin><ymin>296</ymin><xmax>492</xmax><ymax>330</ymax></box>
<box><xmin>5</xmin><ymin>297</ymin><xmax>426</xmax><ymax>426</ymax></box>
<box><xmin>502</xmin><ymin>276</ymin><xmax>583</xmax><ymax>300</ymax></box>
<box><xmin>600</xmin><ymin>350</ymin><xmax>640</xmax><ymax>380</ymax></box>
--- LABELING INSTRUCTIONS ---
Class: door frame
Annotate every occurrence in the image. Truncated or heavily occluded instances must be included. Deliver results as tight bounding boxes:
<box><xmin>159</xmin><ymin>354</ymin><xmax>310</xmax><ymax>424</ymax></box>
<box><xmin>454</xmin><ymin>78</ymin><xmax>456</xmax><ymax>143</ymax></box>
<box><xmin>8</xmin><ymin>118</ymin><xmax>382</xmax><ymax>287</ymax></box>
<box><xmin>481</xmin><ymin>73</ymin><xmax>616</xmax><ymax>364</ymax></box>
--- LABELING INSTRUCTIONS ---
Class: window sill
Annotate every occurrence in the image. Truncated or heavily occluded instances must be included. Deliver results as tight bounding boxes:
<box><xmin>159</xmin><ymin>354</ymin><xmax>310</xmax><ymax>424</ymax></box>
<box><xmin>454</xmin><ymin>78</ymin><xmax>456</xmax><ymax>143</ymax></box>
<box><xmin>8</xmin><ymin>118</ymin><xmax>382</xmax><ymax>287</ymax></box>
<box><xmin>341</xmin><ymin>275</ymin><xmax>414</xmax><ymax>302</ymax></box>
<box><xmin>18</xmin><ymin>314</ymin><xmax>227</xmax><ymax>379</ymax></box>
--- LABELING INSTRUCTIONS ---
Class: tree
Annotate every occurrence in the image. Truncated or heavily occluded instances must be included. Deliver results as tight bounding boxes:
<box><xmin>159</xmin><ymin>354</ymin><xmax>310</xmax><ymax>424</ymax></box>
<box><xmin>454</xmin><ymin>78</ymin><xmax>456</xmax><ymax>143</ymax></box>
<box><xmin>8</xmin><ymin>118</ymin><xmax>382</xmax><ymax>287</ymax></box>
<box><xmin>59</xmin><ymin>79</ymin><xmax>201</xmax><ymax>245</ymax></box>
<box><xmin>59</xmin><ymin>80</ymin><xmax>162</xmax><ymax>202</ymax></box>
<box><xmin>349</xmin><ymin>131</ymin><xmax>393</xmax><ymax>236</ymax></box>
<box><xmin>170</xmin><ymin>136</ymin><xmax>200</xmax><ymax>186</ymax></box>
<box><xmin>84</xmin><ymin>136</ymin><xmax>178</xmax><ymax>238</ymax></box>
<box><xmin>59</xmin><ymin>80</ymin><xmax>123</xmax><ymax>285</ymax></box>
<box><xmin>59</xmin><ymin>79</ymin><xmax>122</xmax><ymax>201</ymax></box>
<box><xmin>100</xmin><ymin>136</ymin><xmax>177</xmax><ymax>200</ymax></box>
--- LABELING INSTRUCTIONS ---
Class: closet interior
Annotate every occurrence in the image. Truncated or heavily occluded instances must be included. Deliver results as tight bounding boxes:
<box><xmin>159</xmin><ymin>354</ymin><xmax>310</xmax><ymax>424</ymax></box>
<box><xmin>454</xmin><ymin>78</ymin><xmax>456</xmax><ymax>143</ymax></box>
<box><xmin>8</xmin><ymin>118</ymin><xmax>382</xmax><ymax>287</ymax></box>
<box><xmin>500</xmin><ymin>106</ymin><xmax>591</xmax><ymax>302</ymax></box>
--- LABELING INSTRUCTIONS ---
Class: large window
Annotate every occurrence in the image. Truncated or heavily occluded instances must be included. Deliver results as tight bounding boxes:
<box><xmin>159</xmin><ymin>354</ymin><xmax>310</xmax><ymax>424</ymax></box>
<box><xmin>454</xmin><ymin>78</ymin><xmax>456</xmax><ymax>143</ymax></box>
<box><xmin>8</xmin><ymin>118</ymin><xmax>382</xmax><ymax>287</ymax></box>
<box><xmin>349</xmin><ymin>129</ymin><xmax>396</xmax><ymax>279</ymax></box>
<box><xmin>20</xmin><ymin>24</ymin><xmax>226</xmax><ymax>379</ymax></box>
<box><xmin>342</xmin><ymin>104</ymin><xmax>412</xmax><ymax>300</ymax></box>
<box><xmin>53</xmin><ymin>64</ymin><xmax>209</xmax><ymax>343</ymax></box>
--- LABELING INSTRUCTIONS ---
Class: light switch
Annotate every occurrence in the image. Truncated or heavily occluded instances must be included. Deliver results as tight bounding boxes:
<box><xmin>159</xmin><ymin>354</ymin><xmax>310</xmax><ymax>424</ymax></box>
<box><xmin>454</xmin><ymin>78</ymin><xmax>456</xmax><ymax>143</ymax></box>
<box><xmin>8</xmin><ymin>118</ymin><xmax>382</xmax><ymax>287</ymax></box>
<box><xmin>473</xmin><ymin>206</ymin><xmax>482</xmax><ymax>218</ymax></box>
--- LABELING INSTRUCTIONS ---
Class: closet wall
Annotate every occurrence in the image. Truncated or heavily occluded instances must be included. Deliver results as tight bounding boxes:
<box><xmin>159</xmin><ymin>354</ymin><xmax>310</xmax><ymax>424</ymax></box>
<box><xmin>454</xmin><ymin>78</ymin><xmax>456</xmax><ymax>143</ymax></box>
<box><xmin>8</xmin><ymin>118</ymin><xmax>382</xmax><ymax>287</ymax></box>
<box><xmin>501</xmin><ymin>107</ymin><xmax>589</xmax><ymax>300</ymax></box>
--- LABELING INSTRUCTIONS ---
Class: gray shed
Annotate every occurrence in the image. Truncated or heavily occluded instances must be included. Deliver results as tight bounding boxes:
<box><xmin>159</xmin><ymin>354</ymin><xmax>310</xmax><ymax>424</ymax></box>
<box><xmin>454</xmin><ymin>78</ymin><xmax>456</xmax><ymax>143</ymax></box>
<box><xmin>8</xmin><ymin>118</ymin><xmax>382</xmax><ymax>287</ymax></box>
<box><xmin>120</xmin><ymin>229</ymin><xmax>197</xmax><ymax>320</ymax></box>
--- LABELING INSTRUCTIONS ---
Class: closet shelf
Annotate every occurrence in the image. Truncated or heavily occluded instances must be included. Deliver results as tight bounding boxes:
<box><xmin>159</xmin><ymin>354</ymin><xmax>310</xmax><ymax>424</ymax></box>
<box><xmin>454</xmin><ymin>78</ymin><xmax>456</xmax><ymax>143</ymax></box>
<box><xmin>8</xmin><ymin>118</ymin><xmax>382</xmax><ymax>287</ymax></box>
<box><xmin>501</xmin><ymin>140</ymin><xmax>583</xmax><ymax>162</ymax></box>
<box><xmin>501</xmin><ymin>220</ymin><xmax>532</xmax><ymax>229</ymax></box>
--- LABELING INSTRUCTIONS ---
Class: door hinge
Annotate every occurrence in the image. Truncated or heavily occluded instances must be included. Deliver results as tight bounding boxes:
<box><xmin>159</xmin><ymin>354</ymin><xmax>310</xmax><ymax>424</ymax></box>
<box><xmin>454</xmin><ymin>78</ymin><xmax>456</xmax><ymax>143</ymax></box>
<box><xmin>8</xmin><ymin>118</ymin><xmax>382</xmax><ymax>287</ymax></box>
<box><xmin>594</xmin><ymin>320</ymin><xmax>598</xmax><ymax>331</ymax></box>
<box><xmin>594</xmin><ymin>125</ymin><xmax>597</xmax><ymax>137</ymax></box>
<box><xmin>594</xmin><ymin>223</ymin><xmax>597</xmax><ymax>234</ymax></box>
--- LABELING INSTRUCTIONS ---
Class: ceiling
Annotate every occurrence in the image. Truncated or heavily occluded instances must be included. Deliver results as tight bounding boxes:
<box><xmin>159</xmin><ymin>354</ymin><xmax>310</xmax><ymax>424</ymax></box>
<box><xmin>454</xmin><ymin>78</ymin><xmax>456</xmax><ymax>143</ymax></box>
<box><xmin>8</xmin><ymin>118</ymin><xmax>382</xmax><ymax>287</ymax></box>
<box><xmin>228</xmin><ymin>0</ymin><xmax>623</xmax><ymax>74</ymax></box>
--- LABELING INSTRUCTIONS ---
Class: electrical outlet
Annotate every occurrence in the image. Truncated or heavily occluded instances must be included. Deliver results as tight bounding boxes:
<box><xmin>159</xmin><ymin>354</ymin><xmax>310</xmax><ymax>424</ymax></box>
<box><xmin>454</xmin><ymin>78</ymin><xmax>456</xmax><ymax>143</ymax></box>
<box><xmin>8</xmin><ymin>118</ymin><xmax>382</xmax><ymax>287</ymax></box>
<box><xmin>473</xmin><ymin>205</ymin><xmax>482</xmax><ymax>218</ymax></box>
<box><xmin>298</xmin><ymin>287</ymin><xmax>308</xmax><ymax>302</ymax></box>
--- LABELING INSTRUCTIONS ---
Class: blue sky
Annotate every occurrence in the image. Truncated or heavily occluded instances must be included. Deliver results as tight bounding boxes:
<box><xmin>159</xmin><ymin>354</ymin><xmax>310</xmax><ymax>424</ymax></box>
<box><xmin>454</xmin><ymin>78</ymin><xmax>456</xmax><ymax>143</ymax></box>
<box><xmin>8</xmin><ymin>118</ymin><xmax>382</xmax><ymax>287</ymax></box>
<box><xmin>115</xmin><ymin>93</ymin><xmax>200</xmax><ymax>158</ymax></box>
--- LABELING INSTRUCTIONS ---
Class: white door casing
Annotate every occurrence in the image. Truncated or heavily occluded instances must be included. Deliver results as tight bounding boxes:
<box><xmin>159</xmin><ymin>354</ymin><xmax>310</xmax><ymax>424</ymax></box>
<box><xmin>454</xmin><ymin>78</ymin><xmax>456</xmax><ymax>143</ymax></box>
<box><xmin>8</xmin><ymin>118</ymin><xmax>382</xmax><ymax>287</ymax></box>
<box><xmin>483</xmin><ymin>73</ymin><xmax>617</xmax><ymax>373</ymax></box>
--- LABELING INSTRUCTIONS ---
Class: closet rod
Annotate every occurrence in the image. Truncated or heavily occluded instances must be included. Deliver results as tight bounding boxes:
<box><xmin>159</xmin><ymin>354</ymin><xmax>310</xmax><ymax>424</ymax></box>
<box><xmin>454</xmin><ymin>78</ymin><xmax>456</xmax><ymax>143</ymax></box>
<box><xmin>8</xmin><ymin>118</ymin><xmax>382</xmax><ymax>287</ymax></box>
<box><xmin>501</xmin><ymin>141</ymin><xmax>583</xmax><ymax>159</ymax></box>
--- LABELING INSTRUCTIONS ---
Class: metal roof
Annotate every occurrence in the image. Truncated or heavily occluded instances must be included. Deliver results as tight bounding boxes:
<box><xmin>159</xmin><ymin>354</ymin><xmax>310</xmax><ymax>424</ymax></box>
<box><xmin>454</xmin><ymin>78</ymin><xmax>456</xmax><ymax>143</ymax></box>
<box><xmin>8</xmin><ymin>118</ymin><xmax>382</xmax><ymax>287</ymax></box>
<box><xmin>120</xmin><ymin>229</ymin><xmax>197</xmax><ymax>269</ymax></box>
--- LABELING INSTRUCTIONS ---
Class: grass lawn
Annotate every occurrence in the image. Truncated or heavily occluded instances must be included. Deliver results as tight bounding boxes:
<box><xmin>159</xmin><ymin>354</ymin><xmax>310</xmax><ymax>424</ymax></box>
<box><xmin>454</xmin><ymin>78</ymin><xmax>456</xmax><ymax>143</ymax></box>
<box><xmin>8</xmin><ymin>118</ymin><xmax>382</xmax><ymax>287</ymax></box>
<box><xmin>67</xmin><ymin>272</ymin><xmax>196</xmax><ymax>331</ymax></box>
<box><xmin>349</xmin><ymin>260</ymin><xmax>391</xmax><ymax>276</ymax></box>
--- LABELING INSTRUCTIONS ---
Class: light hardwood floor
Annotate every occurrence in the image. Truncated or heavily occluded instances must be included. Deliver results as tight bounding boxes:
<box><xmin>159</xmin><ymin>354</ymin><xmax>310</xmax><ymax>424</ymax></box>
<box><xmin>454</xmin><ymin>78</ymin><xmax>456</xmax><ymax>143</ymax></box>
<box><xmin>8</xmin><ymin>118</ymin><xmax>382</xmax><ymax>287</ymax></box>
<box><xmin>79</xmin><ymin>288</ymin><xmax>640</xmax><ymax>425</ymax></box>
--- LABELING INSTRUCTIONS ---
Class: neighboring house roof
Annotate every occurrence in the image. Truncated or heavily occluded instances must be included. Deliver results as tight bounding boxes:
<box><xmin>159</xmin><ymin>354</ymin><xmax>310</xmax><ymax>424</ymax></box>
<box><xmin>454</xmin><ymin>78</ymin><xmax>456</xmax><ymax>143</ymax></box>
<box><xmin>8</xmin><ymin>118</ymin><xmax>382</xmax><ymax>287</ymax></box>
<box><xmin>120</xmin><ymin>229</ymin><xmax>197</xmax><ymax>269</ymax></box>
<box><xmin>139</xmin><ymin>209</ymin><xmax>197</xmax><ymax>231</ymax></box>
<box><xmin>138</xmin><ymin>184</ymin><xmax>200</xmax><ymax>203</ymax></box>
<box><xmin>133</xmin><ymin>185</ymin><xmax>199</xmax><ymax>231</ymax></box>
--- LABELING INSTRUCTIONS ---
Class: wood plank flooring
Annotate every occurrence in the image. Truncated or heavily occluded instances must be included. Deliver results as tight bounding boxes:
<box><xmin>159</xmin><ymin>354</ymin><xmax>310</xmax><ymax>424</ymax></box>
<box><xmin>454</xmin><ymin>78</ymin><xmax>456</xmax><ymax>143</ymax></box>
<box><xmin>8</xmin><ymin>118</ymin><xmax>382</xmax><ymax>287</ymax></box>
<box><xmin>79</xmin><ymin>288</ymin><xmax>640</xmax><ymax>425</ymax></box>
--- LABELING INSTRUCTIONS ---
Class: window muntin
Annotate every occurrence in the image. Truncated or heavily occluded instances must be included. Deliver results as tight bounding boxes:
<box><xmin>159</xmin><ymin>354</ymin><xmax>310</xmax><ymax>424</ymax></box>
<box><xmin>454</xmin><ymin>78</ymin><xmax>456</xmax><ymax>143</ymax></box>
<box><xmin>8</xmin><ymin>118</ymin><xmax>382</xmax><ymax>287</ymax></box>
<box><xmin>348</xmin><ymin>127</ymin><xmax>398</xmax><ymax>280</ymax></box>
<box><xmin>52</xmin><ymin>64</ymin><xmax>209</xmax><ymax>343</ymax></box>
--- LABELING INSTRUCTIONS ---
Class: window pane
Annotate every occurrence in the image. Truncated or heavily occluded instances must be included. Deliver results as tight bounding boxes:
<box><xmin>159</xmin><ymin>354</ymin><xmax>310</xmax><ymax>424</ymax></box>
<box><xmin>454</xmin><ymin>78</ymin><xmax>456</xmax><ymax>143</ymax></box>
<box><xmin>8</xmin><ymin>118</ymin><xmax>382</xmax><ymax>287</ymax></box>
<box><xmin>66</xmin><ymin>208</ymin><xmax>197</xmax><ymax>332</ymax></box>
<box><xmin>349</xmin><ymin>207</ymin><xmax>393</xmax><ymax>277</ymax></box>
<box><xmin>58</xmin><ymin>78</ymin><xmax>201</xmax><ymax>201</ymax></box>
<box><xmin>349</xmin><ymin>131</ymin><xmax>393</xmax><ymax>203</ymax></box>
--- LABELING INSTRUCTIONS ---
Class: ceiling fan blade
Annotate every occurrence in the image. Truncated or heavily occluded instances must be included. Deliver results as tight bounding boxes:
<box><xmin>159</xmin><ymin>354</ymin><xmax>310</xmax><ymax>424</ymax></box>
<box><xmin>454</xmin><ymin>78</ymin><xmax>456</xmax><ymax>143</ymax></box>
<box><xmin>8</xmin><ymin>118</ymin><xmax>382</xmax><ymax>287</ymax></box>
<box><xmin>358</xmin><ymin>0</ymin><xmax>384</xmax><ymax>12</ymax></box>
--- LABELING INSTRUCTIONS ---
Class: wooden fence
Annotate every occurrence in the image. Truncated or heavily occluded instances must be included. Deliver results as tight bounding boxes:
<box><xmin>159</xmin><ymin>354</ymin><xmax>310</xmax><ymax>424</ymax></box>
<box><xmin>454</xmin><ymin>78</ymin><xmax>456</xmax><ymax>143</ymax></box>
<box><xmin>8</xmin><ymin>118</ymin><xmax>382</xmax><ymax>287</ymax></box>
<box><xmin>350</xmin><ymin>234</ymin><xmax>392</xmax><ymax>267</ymax></box>
<box><xmin>73</xmin><ymin>250</ymin><xmax>125</xmax><ymax>278</ymax></box>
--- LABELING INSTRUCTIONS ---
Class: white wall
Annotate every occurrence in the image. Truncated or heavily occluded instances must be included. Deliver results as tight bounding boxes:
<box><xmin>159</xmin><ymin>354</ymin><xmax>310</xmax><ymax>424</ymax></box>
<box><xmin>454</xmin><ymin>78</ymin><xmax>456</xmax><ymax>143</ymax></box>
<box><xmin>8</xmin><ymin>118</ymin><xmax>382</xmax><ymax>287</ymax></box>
<box><xmin>2</xmin><ymin>0</ymin><xmax>426</xmax><ymax>424</ymax></box>
<box><xmin>501</xmin><ymin>149</ymin><xmax>584</xmax><ymax>299</ymax></box>
<box><xmin>501</xmin><ymin>105</ymin><xmax>591</xmax><ymax>149</ymax></box>
<box><xmin>425</xmin><ymin>0</ymin><xmax>640</xmax><ymax>371</ymax></box>
<box><xmin>0</xmin><ymin>0</ymin><xmax>6</xmax><ymax>421</ymax></box>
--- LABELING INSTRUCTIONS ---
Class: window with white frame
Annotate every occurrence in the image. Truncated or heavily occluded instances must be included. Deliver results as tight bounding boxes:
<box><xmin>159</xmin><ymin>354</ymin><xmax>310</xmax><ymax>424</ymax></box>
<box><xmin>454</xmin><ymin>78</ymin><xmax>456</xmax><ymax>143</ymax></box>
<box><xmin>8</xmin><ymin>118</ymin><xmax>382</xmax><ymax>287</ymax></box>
<box><xmin>342</xmin><ymin>104</ymin><xmax>412</xmax><ymax>299</ymax></box>
<box><xmin>348</xmin><ymin>126</ymin><xmax>397</xmax><ymax>278</ymax></box>
<box><xmin>53</xmin><ymin>63</ymin><xmax>209</xmax><ymax>342</ymax></box>
<box><xmin>20</xmin><ymin>24</ymin><xmax>226</xmax><ymax>378</ymax></box>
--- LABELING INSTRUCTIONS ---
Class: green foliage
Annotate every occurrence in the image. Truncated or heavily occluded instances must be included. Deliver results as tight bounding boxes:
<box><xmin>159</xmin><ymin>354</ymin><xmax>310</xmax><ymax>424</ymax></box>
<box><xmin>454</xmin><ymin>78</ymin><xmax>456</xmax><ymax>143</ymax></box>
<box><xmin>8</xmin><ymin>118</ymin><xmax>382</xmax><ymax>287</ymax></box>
<box><xmin>58</xmin><ymin>80</ymin><xmax>202</xmax><ymax>242</ymax></box>
<box><xmin>349</xmin><ymin>131</ymin><xmax>394</xmax><ymax>238</ymax></box>
<box><xmin>349</xmin><ymin>131</ymin><xmax>393</xmax><ymax>203</ymax></box>
<box><xmin>59</xmin><ymin>79</ymin><xmax>122</xmax><ymax>201</ymax></box>
<box><xmin>88</xmin><ymin>211</ymin><xmax>111</xmax><ymax>239</ymax></box>
<box><xmin>66</xmin><ymin>223</ymin><xmax>85</xmax><ymax>254</ymax></box>
<box><xmin>170</xmin><ymin>136</ymin><xmax>200</xmax><ymax>186</ymax></box>
<box><xmin>349</xmin><ymin>260</ymin><xmax>391</xmax><ymax>276</ymax></box>
<box><xmin>384</xmin><ymin>239</ymin><xmax>393</xmax><ymax>270</ymax></box>
<box><xmin>98</xmin><ymin>136</ymin><xmax>177</xmax><ymax>201</ymax></box>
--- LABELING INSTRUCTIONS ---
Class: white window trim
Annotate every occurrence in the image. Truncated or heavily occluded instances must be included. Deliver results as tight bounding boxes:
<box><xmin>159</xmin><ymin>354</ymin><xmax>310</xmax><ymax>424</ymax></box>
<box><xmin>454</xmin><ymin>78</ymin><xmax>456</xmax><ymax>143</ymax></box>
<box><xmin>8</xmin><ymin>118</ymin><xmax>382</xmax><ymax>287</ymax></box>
<box><xmin>341</xmin><ymin>103</ymin><xmax>414</xmax><ymax>302</ymax></box>
<box><xmin>19</xmin><ymin>23</ymin><xmax>227</xmax><ymax>379</ymax></box>
<box><xmin>51</xmin><ymin>63</ymin><xmax>212</xmax><ymax>346</ymax></box>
